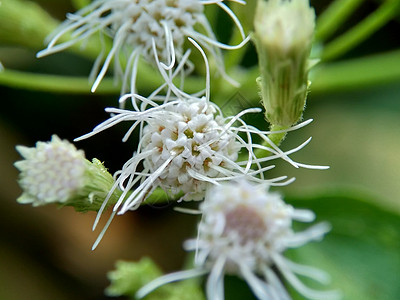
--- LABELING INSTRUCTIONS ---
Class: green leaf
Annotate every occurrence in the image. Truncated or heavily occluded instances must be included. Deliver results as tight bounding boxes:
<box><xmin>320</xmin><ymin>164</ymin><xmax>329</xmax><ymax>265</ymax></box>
<box><xmin>106</xmin><ymin>258</ymin><xmax>205</xmax><ymax>300</ymax></box>
<box><xmin>315</xmin><ymin>0</ymin><xmax>364</xmax><ymax>43</ymax></box>
<box><xmin>311</xmin><ymin>50</ymin><xmax>400</xmax><ymax>93</ymax></box>
<box><xmin>321</xmin><ymin>0</ymin><xmax>400</xmax><ymax>61</ymax></box>
<box><xmin>285</xmin><ymin>191</ymin><xmax>400</xmax><ymax>300</ymax></box>
<box><xmin>0</xmin><ymin>0</ymin><xmax>58</xmax><ymax>49</ymax></box>
<box><xmin>71</xmin><ymin>0</ymin><xmax>91</xmax><ymax>10</ymax></box>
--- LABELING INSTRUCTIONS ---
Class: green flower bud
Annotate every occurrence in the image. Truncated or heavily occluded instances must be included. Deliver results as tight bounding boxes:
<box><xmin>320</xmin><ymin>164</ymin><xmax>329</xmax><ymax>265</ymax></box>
<box><xmin>253</xmin><ymin>0</ymin><xmax>317</xmax><ymax>128</ymax></box>
<box><xmin>14</xmin><ymin>135</ymin><xmax>119</xmax><ymax>212</ymax></box>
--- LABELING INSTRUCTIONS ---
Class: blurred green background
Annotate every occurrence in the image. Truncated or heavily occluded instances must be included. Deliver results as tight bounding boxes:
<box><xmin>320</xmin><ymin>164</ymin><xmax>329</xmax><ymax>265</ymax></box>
<box><xmin>0</xmin><ymin>0</ymin><xmax>399</xmax><ymax>299</ymax></box>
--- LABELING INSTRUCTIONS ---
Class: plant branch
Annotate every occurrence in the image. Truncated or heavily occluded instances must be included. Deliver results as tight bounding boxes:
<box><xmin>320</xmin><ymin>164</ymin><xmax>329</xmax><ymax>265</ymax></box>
<box><xmin>315</xmin><ymin>0</ymin><xmax>364</xmax><ymax>42</ymax></box>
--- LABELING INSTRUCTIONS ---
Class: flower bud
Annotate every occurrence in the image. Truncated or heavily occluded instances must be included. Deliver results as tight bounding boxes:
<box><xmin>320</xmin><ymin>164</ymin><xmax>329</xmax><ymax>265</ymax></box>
<box><xmin>15</xmin><ymin>135</ymin><xmax>119</xmax><ymax>212</ymax></box>
<box><xmin>253</xmin><ymin>0</ymin><xmax>316</xmax><ymax>128</ymax></box>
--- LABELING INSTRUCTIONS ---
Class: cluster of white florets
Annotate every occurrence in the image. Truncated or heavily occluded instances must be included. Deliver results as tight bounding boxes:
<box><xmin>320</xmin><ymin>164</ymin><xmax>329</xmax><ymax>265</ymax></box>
<box><xmin>109</xmin><ymin>0</ymin><xmax>204</xmax><ymax>62</ymax></box>
<box><xmin>37</xmin><ymin>0</ymin><xmax>248</xmax><ymax>93</ymax></box>
<box><xmin>141</xmin><ymin>97</ymin><xmax>241</xmax><ymax>200</ymax></box>
<box><xmin>14</xmin><ymin>1</ymin><xmax>339</xmax><ymax>299</ymax></box>
<box><xmin>76</xmin><ymin>90</ymin><xmax>317</xmax><ymax>217</ymax></box>
<box><xmin>15</xmin><ymin>135</ymin><xmax>87</xmax><ymax>205</ymax></box>
<box><xmin>192</xmin><ymin>180</ymin><xmax>340</xmax><ymax>300</ymax></box>
<box><xmin>137</xmin><ymin>180</ymin><xmax>339</xmax><ymax>300</ymax></box>
<box><xmin>195</xmin><ymin>179</ymin><xmax>295</xmax><ymax>273</ymax></box>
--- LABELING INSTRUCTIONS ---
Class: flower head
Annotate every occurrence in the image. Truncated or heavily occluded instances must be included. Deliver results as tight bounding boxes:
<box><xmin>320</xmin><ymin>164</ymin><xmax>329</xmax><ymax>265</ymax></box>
<box><xmin>37</xmin><ymin>0</ymin><xmax>249</xmax><ymax>94</ymax></box>
<box><xmin>137</xmin><ymin>179</ymin><xmax>340</xmax><ymax>300</ymax></box>
<box><xmin>140</xmin><ymin>97</ymin><xmax>242</xmax><ymax>201</ymax></box>
<box><xmin>76</xmin><ymin>39</ymin><xmax>325</xmax><ymax>215</ymax></box>
<box><xmin>78</xmin><ymin>89</ymin><xmax>324</xmax><ymax>250</ymax></box>
<box><xmin>15</xmin><ymin>135</ymin><xmax>86</xmax><ymax>205</ymax></box>
<box><xmin>14</xmin><ymin>135</ymin><xmax>119</xmax><ymax>212</ymax></box>
<box><xmin>253</xmin><ymin>0</ymin><xmax>317</xmax><ymax>128</ymax></box>
<box><xmin>76</xmin><ymin>39</ymin><xmax>327</xmax><ymax>249</ymax></box>
<box><xmin>77</xmin><ymin>95</ymin><xmax>300</xmax><ymax>219</ymax></box>
<box><xmin>76</xmin><ymin>92</ymin><xmax>319</xmax><ymax>217</ymax></box>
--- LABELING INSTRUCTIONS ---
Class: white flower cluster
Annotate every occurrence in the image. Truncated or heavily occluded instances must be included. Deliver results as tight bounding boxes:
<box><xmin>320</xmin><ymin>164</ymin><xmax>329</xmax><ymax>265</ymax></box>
<box><xmin>106</xmin><ymin>0</ymin><xmax>204</xmax><ymax>62</ymax></box>
<box><xmin>14</xmin><ymin>0</ymin><xmax>339</xmax><ymax>299</ymax></box>
<box><xmin>137</xmin><ymin>180</ymin><xmax>340</xmax><ymax>300</ymax></box>
<box><xmin>37</xmin><ymin>0</ymin><xmax>248</xmax><ymax>93</ymax></box>
<box><xmin>15</xmin><ymin>135</ymin><xmax>87</xmax><ymax>205</ymax></box>
<box><xmin>73</xmin><ymin>32</ymin><xmax>329</xmax><ymax>255</ymax></box>
<box><xmin>189</xmin><ymin>180</ymin><xmax>339</xmax><ymax>300</ymax></box>
<box><xmin>80</xmin><ymin>93</ymin><xmax>321</xmax><ymax>212</ymax></box>
<box><xmin>140</xmin><ymin>98</ymin><xmax>241</xmax><ymax>201</ymax></box>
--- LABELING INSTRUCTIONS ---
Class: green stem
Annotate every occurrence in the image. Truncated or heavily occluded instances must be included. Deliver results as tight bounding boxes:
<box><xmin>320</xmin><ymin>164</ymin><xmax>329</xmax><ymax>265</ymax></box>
<box><xmin>4</xmin><ymin>49</ymin><xmax>400</xmax><ymax>98</ymax></box>
<box><xmin>311</xmin><ymin>49</ymin><xmax>400</xmax><ymax>93</ymax></box>
<box><xmin>0</xmin><ymin>67</ymin><xmax>205</xmax><ymax>95</ymax></box>
<box><xmin>321</xmin><ymin>0</ymin><xmax>400</xmax><ymax>61</ymax></box>
<box><xmin>268</xmin><ymin>125</ymin><xmax>288</xmax><ymax>147</ymax></box>
<box><xmin>315</xmin><ymin>0</ymin><xmax>365</xmax><ymax>42</ymax></box>
<box><xmin>145</xmin><ymin>188</ymin><xmax>184</xmax><ymax>205</ymax></box>
<box><xmin>0</xmin><ymin>69</ymin><xmax>119</xmax><ymax>94</ymax></box>
<box><xmin>242</xmin><ymin>124</ymin><xmax>288</xmax><ymax>163</ymax></box>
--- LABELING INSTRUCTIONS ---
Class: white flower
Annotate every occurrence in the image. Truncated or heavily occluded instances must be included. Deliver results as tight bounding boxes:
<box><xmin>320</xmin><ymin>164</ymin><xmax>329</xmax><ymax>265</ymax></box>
<box><xmin>137</xmin><ymin>179</ymin><xmax>340</xmax><ymax>300</ymax></box>
<box><xmin>14</xmin><ymin>135</ymin><xmax>119</xmax><ymax>212</ymax></box>
<box><xmin>76</xmin><ymin>40</ymin><xmax>327</xmax><ymax>249</ymax></box>
<box><xmin>76</xmin><ymin>39</ymin><xmax>324</xmax><ymax>214</ymax></box>
<box><xmin>140</xmin><ymin>98</ymin><xmax>242</xmax><ymax>201</ymax></box>
<box><xmin>15</xmin><ymin>135</ymin><xmax>87</xmax><ymax>205</ymax></box>
<box><xmin>77</xmin><ymin>95</ymin><xmax>306</xmax><ymax>250</ymax></box>
<box><xmin>37</xmin><ymin>0</ymin><xmax>249</xmax><ymax>94</ymax></box>
<box><xmin>76</xmin><ymin>94</ymin><xmax>321</xmax><ymax>213</ymax></box>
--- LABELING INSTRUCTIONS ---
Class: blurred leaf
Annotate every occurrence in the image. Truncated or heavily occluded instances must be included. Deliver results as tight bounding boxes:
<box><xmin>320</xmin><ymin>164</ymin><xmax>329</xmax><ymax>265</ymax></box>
<box><xmin>106</xmin><ymin>258</ymin><xmax>163</xmax><ymax>299</ymax></box>
<box><xmin>106</xmin><ymin>258</ymin><xmax>205</xmax><ymax>300</ymax></box>
<box><xmin>0</xmin><ymin>0</ymin><xmax>58</xmax><ymax>49</ymax></box>
<box><xmin>315</xmin><ymin>0</ymin><xmax>364</xmax><ymax>42</ymax></box>
<box><xmin>311</xmin><ymin>50</ymin><xmax>400</xmax><ymax>93</ymax></box>
<box><xmin>0</xmin><ymin>69</ymin><xmax>119</xmax><ymax>94</ymax></box>
<box><xmin>71</xmin><ymin>0</ymin><xmax>90</xmax><ymax>10</ymax></box>
<box><xmin>321</xmin><ymin>0</ymin><xmax>400</xmax><ymax>61</ymax></box>
<box><xmin>285</xmin><ymin>191</ymin><xmax>400</xmax><ymax>300</ymax></box>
